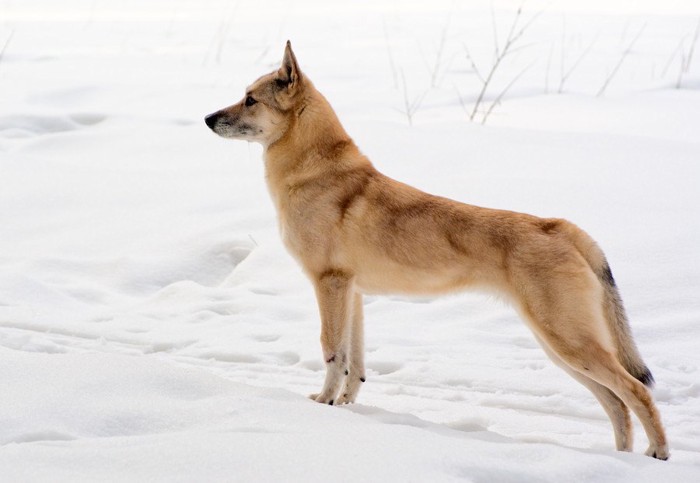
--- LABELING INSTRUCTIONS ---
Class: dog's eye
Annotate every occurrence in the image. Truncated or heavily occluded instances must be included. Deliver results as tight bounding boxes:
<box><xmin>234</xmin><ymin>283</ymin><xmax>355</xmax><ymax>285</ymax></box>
<box><xmin>245</xmin><ymin>96</ymin><xmax>257</xmax><ymax>107</ymax></box>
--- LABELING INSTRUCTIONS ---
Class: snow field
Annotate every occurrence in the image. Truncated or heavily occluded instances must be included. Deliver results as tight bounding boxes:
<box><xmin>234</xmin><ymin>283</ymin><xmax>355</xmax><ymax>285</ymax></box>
<box><xmin>1</xmin><ymin>0</ymin><xmax>700</xmax><ymax>480</ymax></box>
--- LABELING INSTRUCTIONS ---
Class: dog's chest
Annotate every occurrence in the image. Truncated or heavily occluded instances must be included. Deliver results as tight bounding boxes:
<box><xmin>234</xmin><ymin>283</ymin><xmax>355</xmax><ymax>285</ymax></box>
<box><xmin>274</xmin><ymin>189</ymin><xmax>335</xmax><ymax>264</ymax></box>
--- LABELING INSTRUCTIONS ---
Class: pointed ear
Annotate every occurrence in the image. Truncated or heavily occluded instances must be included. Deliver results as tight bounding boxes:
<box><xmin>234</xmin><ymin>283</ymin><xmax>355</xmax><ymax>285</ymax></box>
<box><xmin>278</xmin><ymin>40</ymin><xmax>302</xmax><ymax>91</ymax></box>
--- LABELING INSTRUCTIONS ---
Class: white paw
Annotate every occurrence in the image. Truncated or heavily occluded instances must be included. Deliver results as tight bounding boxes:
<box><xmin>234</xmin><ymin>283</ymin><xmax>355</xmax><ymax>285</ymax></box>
<box><xmin>335</xmin><ymin>392</ymin><xmax>355</xmax><ymax>405</ymax></box>
<box><xmin>308</xmin><ymin>393</ymin><xmax>337</xmax><ymax>405</ymax></box>
<box><xmin>645</xmin><ymin>444</ymin><xmax>670</xmax><ymax>460</ymax></box>
<box><xmin>336</xmin><ymin>375</ymin><xmax>365</xmax><ymax>405</ymax></box>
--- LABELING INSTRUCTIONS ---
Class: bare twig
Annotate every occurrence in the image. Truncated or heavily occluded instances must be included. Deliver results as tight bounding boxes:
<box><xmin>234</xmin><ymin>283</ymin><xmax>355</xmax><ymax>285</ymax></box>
<box><xmin>255</xmin><ymin>44</ymin><xmax>271</xmax><ymax>64</ymax></box>
<box><xmin>0</xmin><ymin>30</ymin><xmax>14</xmax><ymax>72</ymax></box>
<box><xmin>203</xmin><ymin>4</ymin><xmax>238</xmax><ymax>66</ymax></box>
<box><xmin>490</xmin><ymin>2</ymin><xmax>500</xmax><ymax>63</ymax></box>
<box><xmin>383</xmin><ymin>19</ymin><xmax>399</xmax><ymax>89</ymax></box>
<box><xmin>399</xmin><ymin>69</ymin><xmax>427</xmax><ymax>126</ymax></box>
<box><xmin>544</xmin><ymin>41</ymin><xmax>554</xmax><ymax>93</ymax></box>
<box><xmin>559</xmin><ymin>15</ymin><xmax>566</xmax><ymax>93</ymax></box>
<box><xmin>661</xmin><ymin>37</ymin><xmax>686</xmax><ymax>78</ymax></box>
<box><xmin>430</xmin><ymin>7</ymin><xmax>453</xmax><ymax>88</ymax></box>
<box><xmin>463</xmin><ymin>43</ymin><xmax>485</xmax><ymax>84</ymax></box>
<box><xmin>214</xmin><ymin>18</ymin><xmax>232</xmax><ymax>64</ymax></box>
<box><xmin>204</xmin><ymin>21</ymin><xmax>226</xmax><ymax>65</ymax></box>
<box><xmin>503</xmin><ymin>41</ymin><xmax>538</xmax><ymax>58</ymax></box>
<box><xmin>482</xmin><ymin>61</ymin><xmax>535</xmax><ymax>124</ymax></box>
<box><xmin>508</xmin><ymin>6</ymin><xmax>544</xmax><ymax>48</ymax></box>
<box><xmin>619</xmin><ymin>18</ymin><xmax>631</xmax><ymax>46</ymax></box>
<box><xmin>469</xmin><ymin>7</ymin><xmax>522</xmax><ymax>120</ymax></box>
<box><xmin>686</xmin><ymin>18</ymin><xmax>700</xmax><ymax>71</ymax></box>
<box><xmin>558</xmin><ymin>33</ymin><xmax>598</xmax><ymax>93</ymax></box>
<box><xmin>597</xmin><ymin>23</ymin><xmax>646</xmax><ymax>97</ymax></box>
<box><xmin>677</xmin><ymin>18</ymin><xmax>700</xmax><ymax>88</ymax></box>
<box><xmin>454</xmin><ymin>84</ymin><xmax>470</xmax><ymax>116</ymax></box>
<box><xmin>468</xmin><ymin>3</ymin><xmax>541</xmax><ymax>121</ymax></box>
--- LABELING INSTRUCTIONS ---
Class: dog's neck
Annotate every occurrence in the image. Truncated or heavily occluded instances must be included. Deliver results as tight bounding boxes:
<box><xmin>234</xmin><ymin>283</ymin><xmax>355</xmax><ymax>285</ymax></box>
<box><xmin>263</xmin><ymin>86</ymin><xmax>356</xmax><ymax>183</ymax></box>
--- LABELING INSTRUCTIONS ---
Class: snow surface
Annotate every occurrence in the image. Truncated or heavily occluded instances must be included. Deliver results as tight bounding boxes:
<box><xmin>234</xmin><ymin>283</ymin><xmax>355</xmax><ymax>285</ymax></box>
<box><xmin>1</xmin><ymin>0</ymin><xmax>699</xmax><ymax>481</ymax></box>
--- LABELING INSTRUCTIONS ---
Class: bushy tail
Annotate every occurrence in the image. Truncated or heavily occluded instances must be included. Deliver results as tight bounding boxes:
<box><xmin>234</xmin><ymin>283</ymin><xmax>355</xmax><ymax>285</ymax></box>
<box><xmin>562</xmin><ymin>222</ymin><xmax>654</xmax><ymax>387</ymax></box>
<box><xmin>595</xmin><ymin>259</ymin><xmax>654</xmax><ymax>387</ymax></box>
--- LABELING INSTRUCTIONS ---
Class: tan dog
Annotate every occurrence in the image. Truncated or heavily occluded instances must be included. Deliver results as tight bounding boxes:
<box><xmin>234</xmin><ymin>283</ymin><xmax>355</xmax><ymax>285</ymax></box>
<box><xmin>205</xmin><ymin>42</ymin><xmax>668</xmax><ymax>459</ymax></box>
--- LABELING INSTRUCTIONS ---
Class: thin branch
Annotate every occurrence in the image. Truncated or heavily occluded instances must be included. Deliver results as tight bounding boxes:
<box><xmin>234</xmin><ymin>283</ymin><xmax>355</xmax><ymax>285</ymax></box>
<box><xmin>463</xmin><ymin>43</ymin><xmax>485</xmax><ymax>84</ymax></box>
<box><xmin>508</xmin><ymin>6</ymin><xmax>543</xmax><ymax>49</ymax></box>
<box><xmin>463</xmin><ymin>2</ymin><xmax>542</xmax><ymax>122</ymax></box>
<box><xmin>597</xmin><ymin>23</ymin><xmax>646</xmax><ymax>97</ymax></box>
<box><xmin>661</xmin><ymin>37</ymin><xmax>686</xmax><ymax>78</ymax></box>
<box><xmin>685</xmin><ymin>18</ymin><xmax>700</xmax><ymax>72</ymax></box>
<box><xmin>559</xmin><ymin>15</ymin><xmax>566</xmax><ymax>92</ymax></box>
<box><xmin>437</xmin><ymin>51</ymin><xmax>460</xmax><ymax>88</ymax></box>
<box><xmin>619</xmin><ymin>18</ymin><xmax>631</xmax><ymax>46</ymax></box>
<box><xmin>0</xmin><ymin>30</ymin><xmax>15</xmax><ymax>72</ymax></box>
<box><xmin>417</xmin><ymin>43</ymin><xmax>432</xmax><ymax>79</ymax></box>
<box><xmin>470</xmin><ymin>6</ymin><xmax>529</xmax><ymax>121</ymax></box>
<box><xmin>544</xmin><ymin>41</ymin><xmax>554</xmax><ymax>93</ymax></box>
<box><xmin>482</xmin><ymin>61</ymin><xmax>535</xmax><ymax>124</ymax></box>
<box><xmin>490</xmin><ymin>1</ymin><xmax>500</xmax><ymax>62</ymax></box>
<box><xmin>383</xmin><ymin>19</ymin><xmax>399</xmax><ymax>89</ymax></box>
<box><xmin>454</xmin><ymin>84</ymin><xmax>470</xmax><ymax>116</ymax></box>
<box><xmin>558</xmin><ymin>33</ymin><xmax>598</xmax><ymax>93</ymax></box>
<box><xmin>677</xmin><ymin>17</ymin><xmax>700</xmax><ymax>88</ymax></box>
<box><xmin>502</xmin><ymin>41</ymin><xmax>537</xmax><ymax>58</ymax></box>
<box><xmin>255</xmin><ymin>44</ymin><xmax>271</xmax><ymax>64</ymax></box>
<box><xmin>500</xmin><ymin>1</ymin><xmax>545</xmax><ymax>58</ymax></box>
<box><xmin>430</xmin><ymin>7</ymin><xmax>453</xmax><ymax>88</ymax></box>
<box><xmin>399</xmin><ymin>68</ymin><xmax>427</xmax><ymax>126</ymax></box>
<box><xmin>501</xmin><ymin>4</ymin><xmax>523</xmax><ymax>57</ymax></box>
<box><xmin>203</xmin><ymin>4</ymin><xmax>238</xmax><ymax>66</ymax></box>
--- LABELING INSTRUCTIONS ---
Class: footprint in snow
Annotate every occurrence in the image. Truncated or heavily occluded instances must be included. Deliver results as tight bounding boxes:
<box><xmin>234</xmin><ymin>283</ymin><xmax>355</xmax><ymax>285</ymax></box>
<box><xmin>250</xmin><ymin>333</ymin><xmax>281</xmax><ymax>342</ymax></box>
<box><xmin>368</xmin><ymin>361</ymin><xmax>403</xmax><ymax>375</ymax></box>
<box><xmin>0</xmin><ymin>113</ymin><xmax>106</xmax><ymax>138</ymax></box>
<box><xmin>2</xmin><ymin>431</ymin><xmax>76</xmax><ymax>445</ymax></box>
<box><xmin>273</xmin><ymin>351</ymin><xmax>301</xmax><ymax>365</ymax></box>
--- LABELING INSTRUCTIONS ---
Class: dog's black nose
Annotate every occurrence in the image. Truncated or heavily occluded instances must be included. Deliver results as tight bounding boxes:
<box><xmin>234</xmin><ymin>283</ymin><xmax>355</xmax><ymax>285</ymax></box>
<box><xmin>204</xmin><ymin>112</ymin><xmax>219</xmax><ymax>129</ymax></box>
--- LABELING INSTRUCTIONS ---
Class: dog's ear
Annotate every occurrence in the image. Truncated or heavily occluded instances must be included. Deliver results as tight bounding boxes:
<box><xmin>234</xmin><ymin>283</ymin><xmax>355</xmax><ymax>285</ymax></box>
<box><xmin>277</xmin><ymin>40</ymin><xmax>302</xmax><ymax>92</ymax></box>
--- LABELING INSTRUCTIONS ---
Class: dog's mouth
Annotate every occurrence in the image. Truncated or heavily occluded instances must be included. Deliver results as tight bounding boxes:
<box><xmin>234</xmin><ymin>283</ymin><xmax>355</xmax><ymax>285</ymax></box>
<box><xmin>204</xmin><ymin>111</ymin><xmax>236</xmax><ymax>137</ymax></box>
<box><xmin>204</xmin><ymin>112</ymin><xmax>262</xmax><ymax>140</ymax></box>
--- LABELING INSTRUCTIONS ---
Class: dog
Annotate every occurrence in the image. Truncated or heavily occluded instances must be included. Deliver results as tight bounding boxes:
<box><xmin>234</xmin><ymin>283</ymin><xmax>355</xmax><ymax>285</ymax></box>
<box><xmin>205</xmin><ymin>41</ymin><xmax>668</xmax><ymax>459</ymax></box>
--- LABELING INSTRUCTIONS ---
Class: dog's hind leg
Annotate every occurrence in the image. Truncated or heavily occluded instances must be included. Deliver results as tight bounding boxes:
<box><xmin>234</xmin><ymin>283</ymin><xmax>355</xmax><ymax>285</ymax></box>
<box><xmin>583</xmin><ymin>352</ymin><xmax>667</xmax><ymax>459</ymax></box>
<box><xmin>520</xmin><ymin>280</ymin><xmax>668</xmax><ymax>459</ymax></box>
<box><xmin>535</xmin><ymin>335</ymin><xmax>633</xmax><ymax>451</ymax></box>
<box><xmin>309</xmin><ymin>269</ymin><xmax>353</xmax><ymax>405</ymax></box>
<box><xmin>337</xmin><ymin>292</ymin><xmax>366</xmax><ymax>405</ymax></box>
<box><xmin>512</xmin><ymin>249</ymin><xmax>669</xmax><ymax>459</ymax></box>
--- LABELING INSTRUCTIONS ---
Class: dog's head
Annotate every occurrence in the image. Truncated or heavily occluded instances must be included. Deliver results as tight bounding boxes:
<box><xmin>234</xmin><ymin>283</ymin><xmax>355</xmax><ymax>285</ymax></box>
<box><xmin>204</xmin><ymin>41</ymin><xmax>305</xmax><ymax>146</ymax></box>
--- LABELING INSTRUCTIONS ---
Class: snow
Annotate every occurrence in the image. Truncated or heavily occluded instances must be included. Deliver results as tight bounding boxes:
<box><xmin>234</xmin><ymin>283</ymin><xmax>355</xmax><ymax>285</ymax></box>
<box><xmin>0</xmin><ymin>349</ymin><xmax>693</xmax><ymax>482</ymax></box>
<box><xmin>1</xmin><ymin>0</ymin><xmax>699</xmax><ymax>480</ymax></box>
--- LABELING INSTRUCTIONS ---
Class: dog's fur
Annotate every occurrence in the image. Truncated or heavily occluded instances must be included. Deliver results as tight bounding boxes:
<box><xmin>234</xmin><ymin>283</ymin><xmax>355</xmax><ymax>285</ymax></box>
<box><xmin>205</xmin><ymin>42</ymin><xmax>668</xmax><ymax>459</ymax></box>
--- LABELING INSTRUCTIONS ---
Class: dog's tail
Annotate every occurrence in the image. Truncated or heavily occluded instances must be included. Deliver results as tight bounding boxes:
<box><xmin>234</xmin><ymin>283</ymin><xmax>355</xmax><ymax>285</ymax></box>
<box><xmin>563</xmin><ymin>222</ymin><xmax>654</xmax><ymax>387</ymax></box>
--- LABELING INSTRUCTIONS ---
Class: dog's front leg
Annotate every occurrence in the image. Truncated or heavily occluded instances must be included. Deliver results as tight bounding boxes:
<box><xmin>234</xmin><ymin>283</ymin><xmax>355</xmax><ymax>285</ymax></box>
<box><xmin>337</xmin><ymin>292</ymin><xmax>366</xmax><ymax>405</ymax></box>
<box><xmin>309</xmin><ymin>269</ymin><xmax>353</xmax><ymax>405</ymax></box>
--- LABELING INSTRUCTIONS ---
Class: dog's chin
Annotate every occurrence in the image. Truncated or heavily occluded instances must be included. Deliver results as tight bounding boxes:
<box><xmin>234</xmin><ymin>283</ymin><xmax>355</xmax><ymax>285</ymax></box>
<box><xmin>211</xmin><ymin>126</ymin><xmax>258</xmax><ymax>142</ymax></box>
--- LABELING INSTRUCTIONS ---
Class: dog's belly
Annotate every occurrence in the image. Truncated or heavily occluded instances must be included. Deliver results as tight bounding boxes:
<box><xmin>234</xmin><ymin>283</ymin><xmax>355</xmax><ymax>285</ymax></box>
<box><xmin>350</xmin><ymin>256</ymin><xmax>480</xmax><ymax>296</ymax></box>
<box><xmin>340</xmin><ymin>221</ymin><xmax>506</xmax><ymax>296</ymax></box>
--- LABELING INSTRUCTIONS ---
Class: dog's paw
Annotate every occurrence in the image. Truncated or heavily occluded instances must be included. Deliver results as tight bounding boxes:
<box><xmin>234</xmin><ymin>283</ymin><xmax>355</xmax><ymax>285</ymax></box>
<box><xmin>308</xmin><ymin>393</ymin><xmax>336</xmax><ymax>405</ymax></box>
<box><xmin>335</xmin><ymin>392</ymin><xmax>355</xmax><ymax>405</ymax></box>
<box><xmin>645</xmin><ymin>444</ymin><xmax>670</xmax><ymax>460</ymax></box>
<box><xmin>336</xmin><ymin>375</ymin><xmax>365</xmax><ymax>405</ymax></box>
